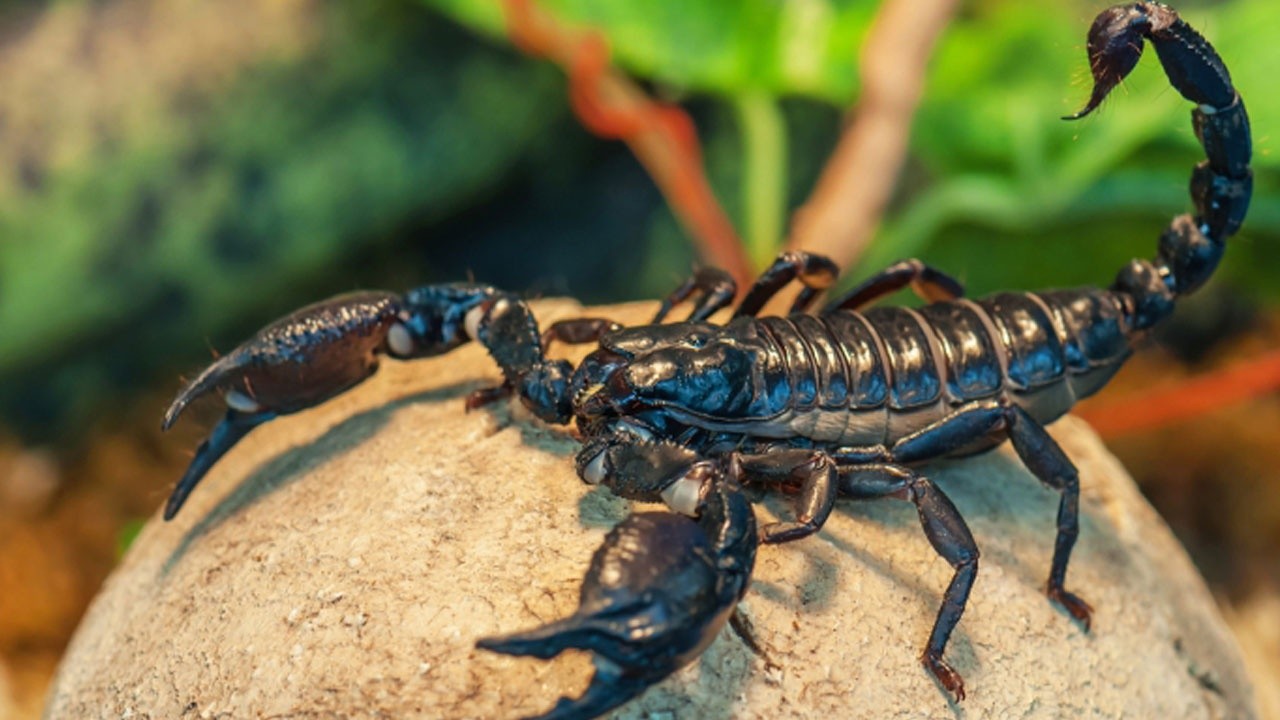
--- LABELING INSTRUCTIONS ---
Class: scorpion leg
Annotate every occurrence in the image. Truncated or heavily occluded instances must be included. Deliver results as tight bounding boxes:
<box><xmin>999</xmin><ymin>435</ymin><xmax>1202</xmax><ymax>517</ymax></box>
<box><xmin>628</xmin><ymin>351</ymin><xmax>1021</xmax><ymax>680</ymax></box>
<box><xmin>733</xmin><ymin>250</ymin><xmax>841</xmax><ymax>318</ymax></box>
<box><xmin>731</xmin><ymin>449</ymin><xmax>840</xmax><ymax>545</ymax></box>
<box><xmin>840</xmin><ymin>463</ymin><xmax>979</xmax><ymax>702</ymax></box>
<box><xmin>483</xmin><ymin>438</ymin><xmax>757</xmax><ymax>720</ymax></box>
<box><xmin>1003</xmin><ymin>405</ymin><xmax>1092</xmax><ymax>628</ymax></box>
<box><xmin>824</xmin><ymin>258</ymin><xmax>965</xmax><ymax>313</ymax></box>
<box><xmin>651</xmin><ymin>266</ymin><xmax>737</xmax><ymax>323</ymax></box>
<box><xmin>886</xmin><ymin>399</ymin><xmax>1092</xmax><ymax>627</ymax></box>
<box><xmin>540</xmin><ymin>318</ymin><xmax>622</xmax><ymax>352</ymax></box>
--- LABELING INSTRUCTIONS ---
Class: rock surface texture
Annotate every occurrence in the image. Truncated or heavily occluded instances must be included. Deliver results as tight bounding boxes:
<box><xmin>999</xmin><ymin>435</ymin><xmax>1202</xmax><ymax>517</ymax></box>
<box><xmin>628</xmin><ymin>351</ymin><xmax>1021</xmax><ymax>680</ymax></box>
<box><xmin>46</xmin><ymin>301</ymin><xmax>1259</xmax><ymax>719</ymax></box>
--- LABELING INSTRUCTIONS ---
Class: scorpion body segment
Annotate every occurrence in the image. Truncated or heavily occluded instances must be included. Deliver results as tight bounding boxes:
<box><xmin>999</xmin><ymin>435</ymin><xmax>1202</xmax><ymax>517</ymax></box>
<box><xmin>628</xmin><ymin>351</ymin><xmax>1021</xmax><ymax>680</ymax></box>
<box><xmin>582</xmin><ymin>289</ymin><xmax>1132</xmax><ymax>450</ymax></box>
<box><xmin>160</xmin><ymin>5</ymin><xmax>1250</xmax><ymax>718</ymax></box>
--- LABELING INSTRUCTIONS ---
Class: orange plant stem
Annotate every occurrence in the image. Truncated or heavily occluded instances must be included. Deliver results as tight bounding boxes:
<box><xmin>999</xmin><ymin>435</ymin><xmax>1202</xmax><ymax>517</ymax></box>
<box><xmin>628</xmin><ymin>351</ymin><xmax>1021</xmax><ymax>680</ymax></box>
<box><xmin>502</xmin><ymin>0</ymin><xmax>752</xmax><ymax>290</ymax></box>
<box><xmin>1076</xmin><ymin>350</ymin><xmax>1280</xmax><ymax>437</ymax></box>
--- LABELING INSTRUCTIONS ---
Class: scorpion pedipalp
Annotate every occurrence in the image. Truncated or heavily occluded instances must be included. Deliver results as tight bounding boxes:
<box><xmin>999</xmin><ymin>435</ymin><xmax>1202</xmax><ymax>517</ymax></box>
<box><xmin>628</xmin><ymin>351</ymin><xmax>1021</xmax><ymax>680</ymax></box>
<box><xmin>478</xmin><ymin>477</ymin><xmax>756</xmax><ymax>720</ymax></box>
<box><xmin>160</xmin><ymin>285</ymin><xmax>582</xmax><ymax>519</ymax></box>
<box><xmin>160</xmin><ymin>291</ymin><xmax>402</xmax><ymax>519</ymax></box>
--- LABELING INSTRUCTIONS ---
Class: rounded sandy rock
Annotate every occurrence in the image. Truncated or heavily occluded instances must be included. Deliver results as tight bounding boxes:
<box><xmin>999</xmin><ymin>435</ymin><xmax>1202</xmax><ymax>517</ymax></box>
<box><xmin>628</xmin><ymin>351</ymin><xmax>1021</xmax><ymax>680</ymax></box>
<box><xmin>45</xmin><ymin>301</ymin><xmax>1259</xmax><ymax>719</ymax></box>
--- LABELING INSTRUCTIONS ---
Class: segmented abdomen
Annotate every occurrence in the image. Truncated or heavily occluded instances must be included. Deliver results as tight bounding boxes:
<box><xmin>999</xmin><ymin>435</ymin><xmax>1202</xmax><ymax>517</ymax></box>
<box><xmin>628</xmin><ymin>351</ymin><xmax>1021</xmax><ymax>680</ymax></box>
<box><xmin>745</xmin><ymin>288</ymin><xmax>1131</xmax><ymax>445</ymax></box>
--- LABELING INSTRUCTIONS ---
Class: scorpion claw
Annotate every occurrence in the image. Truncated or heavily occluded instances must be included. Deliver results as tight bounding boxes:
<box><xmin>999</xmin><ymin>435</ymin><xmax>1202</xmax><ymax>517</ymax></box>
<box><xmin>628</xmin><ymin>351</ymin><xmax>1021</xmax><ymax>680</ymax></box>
<box><xmin>163</xmin><ymin>410</ymin><xmax>272</xmax><ymax>520</ymax></box>
<box><xmin>161</xmin><ymin>291</ymin><xmax>403</xmax><ymax>519</ymax></box>
<box><xmin>477</xmin><ymin>612</ymin><xmax>657</xmax><ymax>720</ymax></box>
<box><xmin>480</xmin><ymin>482</ymin><xmax>757</xmax><ymax>719</ymax></box>
<box><xmin>162</xmin><ymin>353</ymin><xmax>243</xmax><ymax>431</ymax></box>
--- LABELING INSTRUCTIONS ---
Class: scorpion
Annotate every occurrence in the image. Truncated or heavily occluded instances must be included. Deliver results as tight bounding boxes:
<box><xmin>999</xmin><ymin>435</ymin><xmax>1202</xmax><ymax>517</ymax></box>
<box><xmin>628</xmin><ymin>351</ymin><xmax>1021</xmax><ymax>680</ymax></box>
<box><xmin>159</xmin><ymin>4</ymin><xmax>1250</xmax><ymax>719</ymax></box>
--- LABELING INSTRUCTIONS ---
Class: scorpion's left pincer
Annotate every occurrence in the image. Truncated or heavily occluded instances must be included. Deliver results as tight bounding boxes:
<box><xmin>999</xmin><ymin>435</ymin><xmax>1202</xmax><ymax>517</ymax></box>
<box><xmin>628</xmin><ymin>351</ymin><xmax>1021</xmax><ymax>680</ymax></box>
<box><xmin>160</xmin><ymin>291</ymin><xmax>404</xmax><ymax>520</ymax></box>
<box><xmin>160</xmin><ymin>284</ymin><xmax>561</xmax><ymax>520</ymax></box>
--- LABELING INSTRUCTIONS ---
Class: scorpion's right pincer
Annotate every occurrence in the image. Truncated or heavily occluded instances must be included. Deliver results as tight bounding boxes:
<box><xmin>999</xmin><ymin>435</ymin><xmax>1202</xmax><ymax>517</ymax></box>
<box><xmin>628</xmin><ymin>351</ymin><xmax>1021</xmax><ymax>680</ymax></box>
<box><xmin>478</xmin><ymin>464</ymin><xmax>757</xmax><ymax>720</ymax></box>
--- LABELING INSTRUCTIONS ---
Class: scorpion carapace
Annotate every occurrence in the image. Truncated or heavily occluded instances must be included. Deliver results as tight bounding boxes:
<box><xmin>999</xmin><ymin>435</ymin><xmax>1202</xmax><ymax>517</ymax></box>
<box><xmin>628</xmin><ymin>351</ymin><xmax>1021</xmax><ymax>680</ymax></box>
<box><xmin>160</xmin><ymin>4</ymin><xmax>1250</xmax><ymax>717</ymax></box>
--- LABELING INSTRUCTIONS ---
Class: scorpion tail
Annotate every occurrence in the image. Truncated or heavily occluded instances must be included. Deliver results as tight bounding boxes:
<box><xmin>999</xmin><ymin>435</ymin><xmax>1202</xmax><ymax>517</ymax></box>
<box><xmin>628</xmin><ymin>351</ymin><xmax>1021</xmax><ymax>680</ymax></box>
<box><xmin>1066</xmin><ymin>3</ymin><xmax>1251</xmax><ymax>332</ymax></box>
<box><xmin>1064</xmin><ymin>3</ymin><xmax>1235</xmax><ymax>120</ymax></box>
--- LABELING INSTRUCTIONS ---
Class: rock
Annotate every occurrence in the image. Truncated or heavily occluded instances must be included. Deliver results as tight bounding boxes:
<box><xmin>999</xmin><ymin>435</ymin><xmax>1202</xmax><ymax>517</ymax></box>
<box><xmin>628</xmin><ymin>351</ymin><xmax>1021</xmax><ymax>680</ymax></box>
<box><xmin>45</xmin><ymin>300</ymin><xmax>1259</xmax><ymax>719</ymax></box>
<box><xmin>0</xmin><ymin>660</ymin><xmax>15</xmax><ymax>720</ymax></box>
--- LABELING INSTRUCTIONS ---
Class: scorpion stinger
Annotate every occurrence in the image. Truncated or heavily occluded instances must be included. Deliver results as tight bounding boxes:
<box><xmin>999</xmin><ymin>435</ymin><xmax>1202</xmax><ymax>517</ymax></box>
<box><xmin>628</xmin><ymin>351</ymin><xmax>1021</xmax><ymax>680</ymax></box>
<box><xmin>478</xmin><ymin>456</ymin><xmax>757</xmax><ymax>720</ymax></box>
<box><xmin>1066</xmin><ymin>2</ymin><xmax>1250</xmax><ymax>328</ymax></box>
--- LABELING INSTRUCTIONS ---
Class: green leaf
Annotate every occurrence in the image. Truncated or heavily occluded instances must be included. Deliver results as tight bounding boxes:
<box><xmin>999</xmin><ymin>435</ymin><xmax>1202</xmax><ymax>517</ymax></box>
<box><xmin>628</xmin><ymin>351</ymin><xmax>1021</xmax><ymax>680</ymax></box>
<box><xmin>422</xmin><ymin>0</ymin><xmax>877</xmax><ymax>101</ymax></box>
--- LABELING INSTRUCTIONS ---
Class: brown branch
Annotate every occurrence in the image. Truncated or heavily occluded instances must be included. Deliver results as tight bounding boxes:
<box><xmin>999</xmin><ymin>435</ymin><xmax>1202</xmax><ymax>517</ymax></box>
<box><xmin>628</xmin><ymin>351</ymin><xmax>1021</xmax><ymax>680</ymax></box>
<box><xmin>1076</xmin><ymin>350</ymin><xmax>1280</xmax><ymax>438</ymax></box>
<box><xmin>785</xmin><ymin>0</ymin><xmax>958</xmax><ymax>277</ymax></box>
<box><xmin>501</xmin><ymin>0</ymin><xmax>753</xmax><ymax>291</ymax></box>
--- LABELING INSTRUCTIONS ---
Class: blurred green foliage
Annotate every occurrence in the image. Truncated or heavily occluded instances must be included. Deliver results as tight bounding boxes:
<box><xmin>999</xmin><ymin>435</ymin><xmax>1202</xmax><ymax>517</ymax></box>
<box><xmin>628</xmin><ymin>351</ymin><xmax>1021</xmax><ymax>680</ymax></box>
<box><xmin>426</xmin><ymin>0</ymin><xmax>1279</xmax><ymax>295</ymax></box>
<box><xmin>0</xmin><ymin>0</ymin><xmax>1275</xmax><ymax>440</ymax></box>
<box><xmin>0</xmin><ymin>0</ymin><xmax>564</xmax><ymax>434</ymax></box>
<box><xmin>0</xmin><ymin>1</ymin><xmax>560</xmax><ymax>376</ymax></box>
<box><xmin>424</xmin><ymin>0</ymin><xmax>877</xmax><ymax>101</ymax></box>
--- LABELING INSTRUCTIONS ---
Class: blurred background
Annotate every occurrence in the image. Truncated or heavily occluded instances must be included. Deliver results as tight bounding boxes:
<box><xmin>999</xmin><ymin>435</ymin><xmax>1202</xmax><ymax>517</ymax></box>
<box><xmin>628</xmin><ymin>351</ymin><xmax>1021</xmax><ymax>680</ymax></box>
<box><xmin>0</xmin><ymin>0</ymin><xmax>1277</xmax><ymax>716</ymax></box>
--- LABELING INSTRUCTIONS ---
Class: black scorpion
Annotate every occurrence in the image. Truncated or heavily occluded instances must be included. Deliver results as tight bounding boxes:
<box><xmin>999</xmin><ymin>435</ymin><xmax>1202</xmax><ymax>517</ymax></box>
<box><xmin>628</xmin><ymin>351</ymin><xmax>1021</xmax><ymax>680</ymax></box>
<box><xmin>160</xmin><ymin>5</ymin><xmax>1251</xmax><ymax>718</ymax></box>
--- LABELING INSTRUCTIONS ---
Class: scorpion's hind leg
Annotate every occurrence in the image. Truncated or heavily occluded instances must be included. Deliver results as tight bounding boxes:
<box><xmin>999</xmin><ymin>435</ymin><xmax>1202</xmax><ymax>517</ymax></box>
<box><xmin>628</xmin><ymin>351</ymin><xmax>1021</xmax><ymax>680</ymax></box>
<box><xmin>479</xmin><ymin>467</ymin><xmax>758</xmax><ymax>720</ymax></box>
<box><xmin>825</xmin><ymin>258</ymin><xmax>965</xmax><ymax>313</ymax></box>
<box><xmin>840</xmin><ymin>463</ymin><xmax>979</xmax><ymax>702</ymax></box>
<box><xmin>1003</xmin><ymin>405</ymin><xmax>1093</xmax><ymax>627</ymax></box>
<box><xmin>886</xmin><ymin>399</ymin><xmax>1093</xmax><ymax>627</ymax></box>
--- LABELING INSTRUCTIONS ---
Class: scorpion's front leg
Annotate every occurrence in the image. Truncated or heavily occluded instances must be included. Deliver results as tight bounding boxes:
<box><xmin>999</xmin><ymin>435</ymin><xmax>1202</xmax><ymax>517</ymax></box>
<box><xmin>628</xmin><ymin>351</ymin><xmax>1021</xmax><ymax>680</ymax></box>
<box><xmin>728</xmin><ymin>448</ymin><xmax>840</xmax><ymax>544</ymax></box>
<box><xmin>479</xmin><ymin>436</ymin><xmax>758</xmax><ymax>720</ymax></box>
<box><xmin>161</xmin><ymin>284</ymin><xmax>573</xmax><ymax>520</ymax></box>
<box><xmin>733</xmin><ymin>251</ymin><xmax>841</xmax><ymax>317</ymax></box>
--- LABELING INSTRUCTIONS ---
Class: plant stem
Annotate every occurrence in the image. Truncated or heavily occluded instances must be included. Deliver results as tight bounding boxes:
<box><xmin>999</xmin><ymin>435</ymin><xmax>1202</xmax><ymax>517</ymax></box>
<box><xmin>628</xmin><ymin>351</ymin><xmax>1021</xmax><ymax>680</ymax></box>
<box><xmin>734</xmin><ymin>92</ymin><xmax>787</xmax><ymax>270</ymax></box>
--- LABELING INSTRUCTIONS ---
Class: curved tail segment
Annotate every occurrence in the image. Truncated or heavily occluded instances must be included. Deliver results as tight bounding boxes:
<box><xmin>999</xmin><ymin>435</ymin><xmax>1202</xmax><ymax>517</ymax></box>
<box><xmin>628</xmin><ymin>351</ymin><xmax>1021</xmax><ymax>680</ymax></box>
<box><xmin>1066</xmin><ymin>3</ymin><xmax>1252</xmax><ymax>332</ymax></box>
